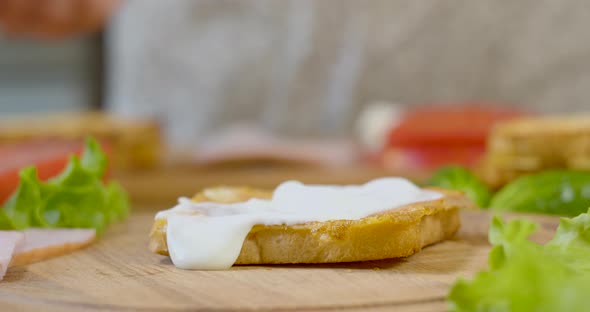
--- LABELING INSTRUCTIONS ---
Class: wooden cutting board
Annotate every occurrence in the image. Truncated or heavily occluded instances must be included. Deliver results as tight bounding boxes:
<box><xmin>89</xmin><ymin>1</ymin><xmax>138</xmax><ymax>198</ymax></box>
<box><xmin>0</xmin><ymin>210</ymin><xmax>559</xmax><ymax>312</ymax></box>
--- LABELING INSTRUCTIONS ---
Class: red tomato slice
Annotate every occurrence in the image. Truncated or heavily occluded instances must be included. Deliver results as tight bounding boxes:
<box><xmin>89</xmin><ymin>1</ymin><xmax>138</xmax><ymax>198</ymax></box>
<box><xmin>381</xmin><ymin>104</ymin><xmax>530</xmax><ymax>170</ymax></box>
<box><xmin>386</xmin><ymin>105</ymin><xmax>529</xmax><ymax>147</ymax></box>
<box><xmin>382</xmin><ymin>145</ymin><xmax>486</xmax><ymax>171</ymax></box>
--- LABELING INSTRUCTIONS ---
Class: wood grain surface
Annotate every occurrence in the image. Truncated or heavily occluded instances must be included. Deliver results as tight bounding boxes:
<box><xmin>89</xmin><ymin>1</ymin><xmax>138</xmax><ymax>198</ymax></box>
<box><xmin>0</xmin><ymin>210</ymin><xmax>559</xmax><ymax>311</ymax></box>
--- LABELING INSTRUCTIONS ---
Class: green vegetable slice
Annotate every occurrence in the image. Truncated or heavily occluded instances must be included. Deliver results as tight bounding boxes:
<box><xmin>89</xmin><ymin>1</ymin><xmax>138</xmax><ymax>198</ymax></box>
<box><xmin>489</xmin><ymin>170</ymin><xmax>590</xmax><ymax>216</ymax></box>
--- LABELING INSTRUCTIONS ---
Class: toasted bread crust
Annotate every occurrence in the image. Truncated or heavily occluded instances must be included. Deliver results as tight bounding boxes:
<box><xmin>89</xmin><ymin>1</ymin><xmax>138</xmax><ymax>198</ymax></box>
<box><xmin>479</xmin><ymin>115</ymin><xmax>590</xmax><ymax>188</ymax></box>
<box><xmin>149</xmin><ymin>187</ymin><xmax>472</xmax><ymax>264</ymax></box>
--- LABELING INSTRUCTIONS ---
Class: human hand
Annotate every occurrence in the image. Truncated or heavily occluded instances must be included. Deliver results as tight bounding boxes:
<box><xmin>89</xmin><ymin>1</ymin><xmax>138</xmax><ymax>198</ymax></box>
<box><xmin>0</xmin><ymin>0</ymin><xmax>121</xmax><ymax>39</ymax></box>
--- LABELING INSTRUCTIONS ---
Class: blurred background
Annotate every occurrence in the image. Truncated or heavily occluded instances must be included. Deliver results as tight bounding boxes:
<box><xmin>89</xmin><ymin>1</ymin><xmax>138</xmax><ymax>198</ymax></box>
<box><xmin>0</xmin><ymin>36</ymin><xmax>101</xmax><ymax>113</ymax></box>
<box><xmin>1</xmin><ymin>0</ymin><xmax>589</xmax><ymax>204</ymax></box>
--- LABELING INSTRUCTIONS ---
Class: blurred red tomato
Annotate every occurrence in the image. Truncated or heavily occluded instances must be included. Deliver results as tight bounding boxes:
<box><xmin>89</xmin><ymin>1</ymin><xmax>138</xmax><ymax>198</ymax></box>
<box><xmin>382</xmin><ymin>104</ymin><xmax>529</xmax><ymax>170</ymax></box>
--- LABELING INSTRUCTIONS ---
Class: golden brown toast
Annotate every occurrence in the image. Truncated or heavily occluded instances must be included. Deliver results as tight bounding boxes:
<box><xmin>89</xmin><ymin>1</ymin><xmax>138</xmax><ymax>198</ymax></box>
<box><xmin>150</xmin><ymin>186</ymin><xmax>474</xmax><ymax>264</ymax></box>
<box><xmin>478</xmin><ymin>115</ymin><xmax>590</xmax><ymax>188</ymax></box>
<box><xmin>0</xmin><ymin>112</ymin><xmax>162</xmax><ymax>169</ymax></box>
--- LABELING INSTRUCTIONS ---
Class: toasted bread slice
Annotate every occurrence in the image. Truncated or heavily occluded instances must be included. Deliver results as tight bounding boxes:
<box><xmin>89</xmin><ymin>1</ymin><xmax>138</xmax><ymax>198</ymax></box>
<box><xmin>0</xmin><ymin>112</ymin><xmax>162</xmax><ymax>169</ymax></box>
<box><xmin>150</xmin><ymin>186</ymin><xmax>473</xmax><ymax>264</ymax></box>
<box><xmin>479</xmin><ymin>115</ymin><xmax>590</xmax><ymax>188</ymax></box>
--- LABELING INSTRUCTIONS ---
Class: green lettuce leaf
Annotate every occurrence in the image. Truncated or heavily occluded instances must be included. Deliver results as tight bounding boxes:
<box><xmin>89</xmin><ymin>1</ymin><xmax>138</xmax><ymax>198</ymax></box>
<box><xmin>50</xmin><ymin>141</ymin><xmax>105</xmax><ymax>186</ymax></box>
<box><xmin>0</xmin><ymin>209</ymin><xmax>15</xmax><ymax>230</ymax></box>
<box><xmin>37</xmin><ymin>183</ymin><xmax>107</xmax><ymax>231</ymax></box>
<box><xmin>3</xmin><ymin>167</ymin><xmax>43</xmax><ymax>229</ymax></box>
<box><xmin>105</xmin><ymin>181</ymin><xmax>130</xmax><ymax>223</ymax></box>
<box><xmin>428</xmin><ymin>165</ymin><xmax>492</xmax><ymax>208</ymax></box>
<box><xmin>80</xmin><ymin>137</ymin><xmax>107</xmax><ymax>177</ymax></box>
<box><xmin>449</xmin><ymin>246</ymin><xmax>590</xmax><ymax>312</ymax></box>
<box><xmin>1</xmin><ymin>137</ymin><xmax>129</xmax><ymax>233</ymax></box>
<box><xmin>545</xmin><ymin>212</ymin><xmax>590</xmax><ymax>273</ymax></box>
<box><xmin>548</xmin><ymin>211</ymin><xmax>590</xmax><ymax>249</ymax></box>
<box><xmin>448</xmin><ymin>209</ymin><xmax>590</xmax><ymax>312</ymax></box>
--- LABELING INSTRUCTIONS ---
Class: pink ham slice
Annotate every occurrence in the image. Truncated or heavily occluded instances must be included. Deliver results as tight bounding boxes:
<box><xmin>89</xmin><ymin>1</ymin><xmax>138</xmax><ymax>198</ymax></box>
<box><xmin>0</xmin><ymin>232</ymin><xmax>24</xmax><ymax>280</ymax></box>
<box><xmin>193</xmin><ymin>125</ymin><xmax>359</xmax><ymax>167</ymax></box>
<box><xmin>10</xmin><ymin>228</ymin><xmax>96</xmax><ymax>267</ymax></box>
<box><xmin>0</xmin><ymin>228</ymin><xmax>96</xmax><ymax>280</ymax></box>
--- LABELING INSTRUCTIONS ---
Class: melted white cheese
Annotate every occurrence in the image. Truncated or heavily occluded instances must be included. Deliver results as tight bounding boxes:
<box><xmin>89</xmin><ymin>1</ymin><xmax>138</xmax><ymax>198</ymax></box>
<box><xmin>156</xmin><ymin>178</ymin><xmax>442</xmax><ymax>270</ymax></box>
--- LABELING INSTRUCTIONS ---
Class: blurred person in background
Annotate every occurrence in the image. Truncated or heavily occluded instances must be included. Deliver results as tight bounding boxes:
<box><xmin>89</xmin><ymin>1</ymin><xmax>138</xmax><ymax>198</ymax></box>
<box><xmin>1</xmin><ymin>0</ymin><xmax>589</xmax><ymax>148</ymax></box>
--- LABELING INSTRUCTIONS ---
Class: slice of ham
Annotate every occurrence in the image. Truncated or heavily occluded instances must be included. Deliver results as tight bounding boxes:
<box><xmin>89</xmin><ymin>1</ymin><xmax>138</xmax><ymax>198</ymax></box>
<box><xmin>193</xmin><ymin>125</ymin><xmax>359</xmax><ymax>167</ymax></box>
<box><xmin>0</xmin><ymin>228</ymin><xmax>96</xmax><ymax>280</ymax></box>
<box><xmin>10</xmin><ymin>228</ymin><xmax>96</xmax><ymax>267</ymax></box>
<box><xmin>0</xmin><ymin>232</ymin><xmax>24</xmax><ymax>280</ymax></box>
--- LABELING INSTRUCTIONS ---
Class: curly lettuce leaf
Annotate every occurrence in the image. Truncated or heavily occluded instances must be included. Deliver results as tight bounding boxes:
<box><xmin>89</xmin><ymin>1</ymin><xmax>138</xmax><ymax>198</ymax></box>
<box><xmin>449</xmin><ymin>246</ymin><xmax>590</xmax><ymax>312</ymax></box>
<box><xmin>545</xmin><ymin>211</ymin><xmax>590</xmax><ymax>273</ymax></box>
<box><xmin>37</xmin><ymin>183</ymin><xmax>107</xmax><ymax>231</ymax></box>
<box><xmin>105</xmin><ymin>181</ymin><xmax>130</xmax><ymax>223</ymax></box>
<box><xmin>548</xmin><ymin>211</ymin><xmax>590</xmax><ymax>249</ymax></box>
<box><xmin>80</xmin><ymin>137</ymin><xmax>107</xmax><ymax>177</ymax></box>
<box><xmin>0</xmin><ymin>209</ymin><xmax>15</xmax><ymax>230</ymax></box>
<box><xmin>1</xmin><ymin>137</ymin><xmax>129</xmax><ymax>233</ymax></box>
<box><xmin>488</xmin><ymin>215</ymin><xmax>538</xmax><ymax>245</ymax></box>
<box><xmin>448</xmin><ymin>209</ymin><xmax>590</xmax><ymax>312</ymax></box>
<box><xmin>49</xmin><ymin>139</ymin><xmax>105</xmax><ymax>186</ymax></box>
<box><xmin>3</xmin><ymin>167</ymin><xmax>43</xmax><ymax>229</ymax></box>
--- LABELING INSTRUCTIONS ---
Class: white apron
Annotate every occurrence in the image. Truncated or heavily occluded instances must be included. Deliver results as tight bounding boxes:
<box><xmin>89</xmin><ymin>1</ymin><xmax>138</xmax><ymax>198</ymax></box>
<box><xmin>107</xmin><ymin>0</ymin><xmax>590</xmax><ymax>147</ymax></box>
